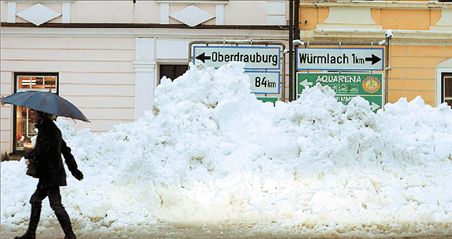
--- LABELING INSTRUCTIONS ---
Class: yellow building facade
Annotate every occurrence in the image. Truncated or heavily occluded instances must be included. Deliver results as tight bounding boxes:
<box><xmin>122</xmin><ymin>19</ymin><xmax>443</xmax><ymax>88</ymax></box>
<box><xmin>298</xmin><ymin>1</ymin><xmax>452</xmax><ymax>107</ymax></box>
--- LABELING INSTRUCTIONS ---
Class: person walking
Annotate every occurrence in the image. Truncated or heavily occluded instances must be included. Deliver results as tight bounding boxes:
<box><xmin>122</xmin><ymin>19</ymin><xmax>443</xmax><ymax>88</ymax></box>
<box><xmin>16</xmin><ymin>111</ymin><xmax>84</xmax><ymax>239</ymax></box>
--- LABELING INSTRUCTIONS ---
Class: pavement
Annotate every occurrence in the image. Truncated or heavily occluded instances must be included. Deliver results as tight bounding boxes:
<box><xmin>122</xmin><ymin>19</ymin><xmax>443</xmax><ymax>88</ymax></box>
<box><xmin>1</xmin><ymin>224</ymin><xmax>451</xmax><ymax>239</ymax></box>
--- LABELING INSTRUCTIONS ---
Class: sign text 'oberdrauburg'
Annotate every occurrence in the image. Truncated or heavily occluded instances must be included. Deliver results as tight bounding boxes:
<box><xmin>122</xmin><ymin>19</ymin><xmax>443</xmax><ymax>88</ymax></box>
<box><xmin>193</xmin><ymin>45</ymin><xmax>281</xmax><ymax>70</ymax></box>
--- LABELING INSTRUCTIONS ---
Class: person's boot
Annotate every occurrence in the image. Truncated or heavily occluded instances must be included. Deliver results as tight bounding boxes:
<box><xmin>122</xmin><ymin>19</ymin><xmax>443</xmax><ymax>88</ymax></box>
<box><xmin>14</xmin><ymin>231</ymin><xmax>35</xmax><ymax>239</ymax></box>
<box><xmin>55</xmin><ymin>209</ymin><xmax>76</xmax><ymax>239</ymax></box>
<box><xmin>15</xmin><ymin>205</ymin><xmax>41</xmax><ymax>239</ymax></box>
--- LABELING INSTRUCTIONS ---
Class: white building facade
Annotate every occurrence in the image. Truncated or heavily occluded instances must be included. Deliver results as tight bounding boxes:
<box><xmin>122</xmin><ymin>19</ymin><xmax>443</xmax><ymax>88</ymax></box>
<box><xmin>0</xmin><ymin>1</ymin><xmax>289</xmax><ymax>156</ymax></box>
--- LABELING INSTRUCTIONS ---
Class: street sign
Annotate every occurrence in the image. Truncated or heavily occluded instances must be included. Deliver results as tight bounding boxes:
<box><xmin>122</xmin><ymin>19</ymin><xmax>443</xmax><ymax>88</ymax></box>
<box><xmin>247</xmin><ymin>71</ymin><xmax>280</xmax><ymax>94</ymax></box>
<box><xmin>297</xmin><ymin>73</ymin><xmax>383</xmax><ymax>111</ymax></box>
<box><xmin>192</xmin><ymin>45</ymin><xmax>281</xmax><ymax>70</ymax></box>
<box><xmin>257</xmin><ymin>97</ymin><xmax>279</xmax><ymax>105</ymax></box>
<box><xmin>296</xmin><ymin>48</ymin><xmax>384</xmax><ymax>71</ymax></box>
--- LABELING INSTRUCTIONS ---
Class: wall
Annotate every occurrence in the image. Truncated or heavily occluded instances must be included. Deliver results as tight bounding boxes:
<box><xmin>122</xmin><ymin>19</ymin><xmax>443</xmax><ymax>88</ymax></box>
<box><xmin>299</xmin><ymin>1</ymin><xmax>452</xmax><ymax>106</ymax></box>
<box><xmin>0</xmin><ymin>35</ymin><xmax>136</xmax><ymax>155</ymax></box>
<box><xmin>0</xmin><ymin>0</ymin><xmax>289</xmax><ymax>155</ymax></box>
<box><xmin>1</xmin><ymin>1</ymin><xmax>277</xmax><ymax>26</ymax></box>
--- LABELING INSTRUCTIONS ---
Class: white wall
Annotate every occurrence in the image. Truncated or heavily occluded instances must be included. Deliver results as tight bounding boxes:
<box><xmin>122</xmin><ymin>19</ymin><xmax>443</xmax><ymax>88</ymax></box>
<box><xmin>1</xmin><ymin>1</ymin><xmax>280</xmax><ymax>26</ymax></box>
<box><xmin>0</xmin><ymin>35</ymin><xmax>136</xmax><ymax>136</ymax></box>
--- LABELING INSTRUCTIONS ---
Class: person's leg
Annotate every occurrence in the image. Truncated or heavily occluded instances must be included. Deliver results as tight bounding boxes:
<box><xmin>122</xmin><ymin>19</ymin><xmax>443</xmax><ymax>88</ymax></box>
<box><xmin>15</xmin><ymin>186</ymin><xmax>47</xmax><ymax>239</ymax></box>
<box><xmin>47</xmin><ymin>187</ymin><xmax>76</xmax><ymax>239</ymax></box>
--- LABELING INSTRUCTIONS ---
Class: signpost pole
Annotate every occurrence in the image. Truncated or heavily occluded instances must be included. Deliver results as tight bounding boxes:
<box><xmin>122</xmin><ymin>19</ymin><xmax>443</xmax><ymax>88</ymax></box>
<box><xmin>384</xmin><ymin>36</ymin><xmax>391</xmax><ymax>105</ymax></box>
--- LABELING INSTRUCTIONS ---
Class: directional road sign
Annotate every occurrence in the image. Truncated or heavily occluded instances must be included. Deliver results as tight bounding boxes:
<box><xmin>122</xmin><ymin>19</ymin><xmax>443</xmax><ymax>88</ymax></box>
<box><xmin>296</xmin><ymin>48</ymin><xmax>384</xmax><ymax>71</ymax></box>
<box><xmin>192</xmin><ymin>45</ymin><xmax>281</xmax><ymax>70</ymax></box>
<box><xmin>297</xmin><ymin>72</ymin><xmax>383</xmax><ymax>111</ymax></box>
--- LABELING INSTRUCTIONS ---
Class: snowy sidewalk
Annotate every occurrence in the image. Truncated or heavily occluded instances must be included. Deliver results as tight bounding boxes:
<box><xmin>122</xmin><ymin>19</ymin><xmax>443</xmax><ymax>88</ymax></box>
<box><xmin>1</xmin><ymin>224</ymin><xmax>451</xmax><ymax>239</ymax></box>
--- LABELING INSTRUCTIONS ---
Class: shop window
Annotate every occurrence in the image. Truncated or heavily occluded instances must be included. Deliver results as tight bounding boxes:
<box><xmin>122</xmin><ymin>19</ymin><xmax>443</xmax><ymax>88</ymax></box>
<box><xmin>159</xmin><ymin>64</ymin><xmax>189</xmax><ymax>83</ymax></box>
<box><xmin>443</xmin><ymin>73</ymin><xmax>452</xmax><ymax>107</ymax></box>
<box><xmin>14</xmin><ymin>73</ymin><xmax>58</xmax><ymax>152</ymax></box>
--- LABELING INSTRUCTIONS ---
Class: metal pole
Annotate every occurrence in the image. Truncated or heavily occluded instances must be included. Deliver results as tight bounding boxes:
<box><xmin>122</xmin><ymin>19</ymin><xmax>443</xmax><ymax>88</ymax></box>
<box><xmin>384</xmin><ymin>37</ymin><xmax>390</xmax><ymax>105</ymax></box>
<box><xmin>289</xmin><ymin>0</ymin><xmax>294</xmax><ymax>101</ymax></box>
<box><xmin>294</xmin><ymin>0</ymin><xmax>300</xmax><ymax>40</ymax></box>
<box><xmin>293</xmin><ymin>0</ymin><xmax>300</xmax><ymax>101</ymax></box>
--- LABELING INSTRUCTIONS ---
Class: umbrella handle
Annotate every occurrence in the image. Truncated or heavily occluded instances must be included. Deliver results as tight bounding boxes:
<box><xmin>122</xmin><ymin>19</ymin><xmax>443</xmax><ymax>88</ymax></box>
<box><xmin>0</xmin><ymin>96</ymin><xmax>4</xmax><ymax>105</ymax></box>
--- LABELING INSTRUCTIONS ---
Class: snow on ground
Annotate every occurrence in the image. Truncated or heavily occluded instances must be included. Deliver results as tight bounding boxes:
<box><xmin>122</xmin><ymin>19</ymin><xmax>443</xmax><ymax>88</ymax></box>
<box><xmin>1</xmin><ymin>62</ymin><xmax>452</xmax><ymax>237</ymax></box>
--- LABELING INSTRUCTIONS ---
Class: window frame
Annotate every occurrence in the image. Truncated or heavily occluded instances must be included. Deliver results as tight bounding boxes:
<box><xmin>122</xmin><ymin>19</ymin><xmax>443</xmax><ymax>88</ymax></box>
<box><xmin>442</xmin><ymin>73</ymin><xmax>452</xmax><ymax>106</ymax></box>
<box><xmin>12</xmin><ymin>72</ymin><xmax>59</xmax><ymax>153</ymax></box>
<box><xmin>158</xmin><ymin>63</ymin><xmax>189</xmax><ymax>84</ymax></box>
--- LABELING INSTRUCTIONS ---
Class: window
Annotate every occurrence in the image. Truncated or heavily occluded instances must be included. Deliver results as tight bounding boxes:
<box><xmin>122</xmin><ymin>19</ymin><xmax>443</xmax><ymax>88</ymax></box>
<box><xmin>14</xmin><ymin>73</ymin><xmax>58</xmax><ymax>152</ymax></box>
<box><xmin>159</xmin><ymin>64</ymin><xmax>189</xmax><ymax>82</ymax></box>
<box><xmin>442</xmin><ymin>73</ymin><xmax>452</xmax><ymax>107</ymax></box>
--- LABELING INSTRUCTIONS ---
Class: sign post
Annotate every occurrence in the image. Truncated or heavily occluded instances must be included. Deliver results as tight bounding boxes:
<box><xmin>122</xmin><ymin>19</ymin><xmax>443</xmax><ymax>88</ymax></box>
<box><xmin>191</xmin><ymin>44</ymin><xmax>283</xmax><ymax>96</ymax></box>
<box><xmin>297</xmin><ymin>72</ymin><xmax>383</xmax><ymax>111</ymax></box>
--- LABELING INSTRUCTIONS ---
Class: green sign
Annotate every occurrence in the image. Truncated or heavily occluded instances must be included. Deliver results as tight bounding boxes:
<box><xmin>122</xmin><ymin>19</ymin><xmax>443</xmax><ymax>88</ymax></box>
<box><xmin>257</xmin><ymin>97</ymin><xmax>279</xmax><ymax>105</ymax></box>
<box><xmin>297</xmin><ymin>73</ymin><xmax>383</xmax><ymax>111</ymax></box>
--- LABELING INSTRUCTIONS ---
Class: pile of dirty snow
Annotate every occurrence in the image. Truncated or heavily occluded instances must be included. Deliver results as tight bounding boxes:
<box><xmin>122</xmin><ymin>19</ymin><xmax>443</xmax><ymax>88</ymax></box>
<box><xmin>1</xmin><ymin>62</ymin><xmax>451</xmax><ymax>237</ymax></box>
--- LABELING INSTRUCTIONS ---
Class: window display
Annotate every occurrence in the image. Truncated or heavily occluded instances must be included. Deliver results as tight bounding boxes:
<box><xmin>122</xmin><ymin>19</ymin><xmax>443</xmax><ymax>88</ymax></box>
<box><xmin>15</xmin><ymin>74</ymin><xmax>58</xmax><ymax>151</ymax></box>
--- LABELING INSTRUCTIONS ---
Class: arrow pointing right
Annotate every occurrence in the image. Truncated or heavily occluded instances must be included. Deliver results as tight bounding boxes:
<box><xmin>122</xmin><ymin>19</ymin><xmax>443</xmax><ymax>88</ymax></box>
<box><xmin>195</xmin><ymin>52</ymin><xmax>211</xmax><ymax>63</ymax></box>
<box><xmin>365</xmin><ymin>54</ymin><xmax>381</xmax><ymax>65</ymax></box>
<box><xmin>370</xmin><ymin>102</ymin><xmax>380</xmax><ymax>111</ymax></box>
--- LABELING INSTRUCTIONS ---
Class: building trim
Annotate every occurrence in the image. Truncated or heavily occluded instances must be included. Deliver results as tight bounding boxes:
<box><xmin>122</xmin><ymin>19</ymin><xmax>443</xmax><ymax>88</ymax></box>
<box><xmin>436</xmin><ymin>59</ymin><xmax>452</xmax><ymax>106</ymax></box>
<box><xmin>301</xmin><ymin>29</ymin><xmax>452</xmax><ymax>46</ymax></box>
<box><xmin>62</xmin><ymin>2</ymin><xmax>71</xmax><ymax>23</ymax></box>
<box><xmin>160</xmin><ymin>3</ymin><xmax>170</xmax><ymax>24</ymax></box>
<box><xmin>0</xmin><ymin>26</ymin><xmax>289</xmax><ymax>40</ymax></box>
<box><xmin>134</xmin><ymin>38</ymin><xmax>156</xmax><ymax>120</ymax></box>
<box><xmin>215</xmin><ymin>4</ymin><xmax>224</xmax><ymax>25</ymax></box>
<box><xmin>1</xmin><ymin>22</ymin><xmax>289</xmax><ymax>30</ymax></box>
<box><xmin>7</xmin><ymin>2</ymin><xmax>16</xmax><ymax>23</ymax></box>
<box><xmin>300</xmin><ymin>1</ymin><xmax>452</xmax><ymax>9</ymax></box>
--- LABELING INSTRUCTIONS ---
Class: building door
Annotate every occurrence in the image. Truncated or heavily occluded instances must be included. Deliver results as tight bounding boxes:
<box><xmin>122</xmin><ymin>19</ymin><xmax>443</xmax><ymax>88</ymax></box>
<box><xmin>442</xmin><ymin>73</ymin><xmax>452</xmax><ymax>107</ymax></box>
<box><xmin>159</xmin><ymin>64</ymin><xmax>189</xmax><ymax>82</ymax></box>
<box><xmin>13</xmin><ymin>73</ymin><xmax>58</xmax><ymax>152</ymax></box>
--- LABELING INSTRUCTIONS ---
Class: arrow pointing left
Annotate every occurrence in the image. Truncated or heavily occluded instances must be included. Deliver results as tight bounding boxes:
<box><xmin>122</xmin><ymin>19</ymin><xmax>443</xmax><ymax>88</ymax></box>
<box><xmin>299</xmin><ymin>79</ymin><xmax>314</xmax><ymax>89</ymax></box>
<box><xmin>196</xmin><ymin>52</ymin><xmax>211</xmax><ymax>63</ymax></box>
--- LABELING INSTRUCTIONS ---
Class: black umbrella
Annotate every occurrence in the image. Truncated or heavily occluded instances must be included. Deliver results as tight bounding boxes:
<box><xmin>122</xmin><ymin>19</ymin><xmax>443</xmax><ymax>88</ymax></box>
<box><xmin>1</xmin><ymin>91</ymin><xmax>89</xmax><ymax>122</ymax></box>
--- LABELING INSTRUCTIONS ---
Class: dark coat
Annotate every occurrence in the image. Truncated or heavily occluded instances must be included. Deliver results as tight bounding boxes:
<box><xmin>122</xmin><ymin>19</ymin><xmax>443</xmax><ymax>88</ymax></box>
<box><xmin>33</xmin><ymin>118</ymin><xmax>79</xmax><ymax>188</ymax></box>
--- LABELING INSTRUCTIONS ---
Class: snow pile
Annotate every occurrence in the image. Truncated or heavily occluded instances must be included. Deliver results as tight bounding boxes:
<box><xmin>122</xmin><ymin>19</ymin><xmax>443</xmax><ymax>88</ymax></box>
<box><xmin>2</xmin><ymin>62</ymin><xmax>452</xmax><ymax>237</ymax></box>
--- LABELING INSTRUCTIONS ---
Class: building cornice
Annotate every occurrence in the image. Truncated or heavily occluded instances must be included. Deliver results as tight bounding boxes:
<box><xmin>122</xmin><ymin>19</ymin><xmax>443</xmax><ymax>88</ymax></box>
<box><xmin>301</xmin><ymin>1</ymin><xmax>452</xmax><ymax>9</ymax></box>
<box><xmin>0</xmin><ymin>25</ymin><xmax>289</xmax><ymax>40</ymax></box>
<box><xmin>0</xmin><ymin>22</ymin><xmax>289</xmax><ymax>30</ymax></box>
<box><xmin>301</xmin><ymin>29</ymin><xmax>452</xmax><ymax>45</ymax></box>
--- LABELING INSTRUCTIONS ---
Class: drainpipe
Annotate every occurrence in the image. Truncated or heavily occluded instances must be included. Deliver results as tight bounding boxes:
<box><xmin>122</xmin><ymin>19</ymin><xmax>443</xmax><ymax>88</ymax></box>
<box><xmin>289</xmin><ymin>0</ymin><xmax>294</xmax><ymax>101</ymax></box>
<box><xmin>384</xmin><ymin>34</ymin><xmax>391</xmax><ymax>105</ymax></box>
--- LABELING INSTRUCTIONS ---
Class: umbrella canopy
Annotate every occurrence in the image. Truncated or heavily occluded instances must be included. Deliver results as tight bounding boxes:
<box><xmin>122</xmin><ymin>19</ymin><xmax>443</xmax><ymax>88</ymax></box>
<box><xmin>1</xmin><ymin>91</ymin><xmax>89</xmax><ymax>122</ymax></box>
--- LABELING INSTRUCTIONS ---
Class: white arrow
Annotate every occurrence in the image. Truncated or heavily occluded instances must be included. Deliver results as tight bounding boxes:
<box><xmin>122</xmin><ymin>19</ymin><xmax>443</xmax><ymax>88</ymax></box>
<box><xmin>299</xmin><ymin>79</ymin><xmax>314</xmax><ymax>89</ymax></box>
<box><xmin>370</xmin><ymin>102</ymin><xmax>380</xmax><ymax>111</ymax></box>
